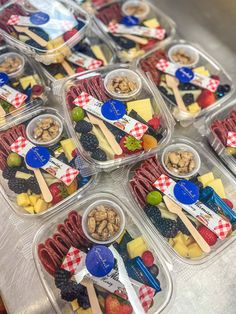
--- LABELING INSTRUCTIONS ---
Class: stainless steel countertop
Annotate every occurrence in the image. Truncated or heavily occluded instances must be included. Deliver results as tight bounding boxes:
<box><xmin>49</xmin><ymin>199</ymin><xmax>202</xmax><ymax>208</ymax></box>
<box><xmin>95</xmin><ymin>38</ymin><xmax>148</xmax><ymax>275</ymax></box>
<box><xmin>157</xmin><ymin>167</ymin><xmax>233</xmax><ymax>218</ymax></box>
<box><xmin>1</xmin><ymin>0</ymin><xmax>236</xmax><ymax>313</ymax></box>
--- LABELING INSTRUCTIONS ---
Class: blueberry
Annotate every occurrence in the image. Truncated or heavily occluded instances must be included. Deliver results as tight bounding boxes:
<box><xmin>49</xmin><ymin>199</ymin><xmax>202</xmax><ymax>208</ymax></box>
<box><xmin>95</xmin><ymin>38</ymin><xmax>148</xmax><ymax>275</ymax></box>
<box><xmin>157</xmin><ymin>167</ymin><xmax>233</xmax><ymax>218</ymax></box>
<box><xmin>223</xmin><ymin>84</ymin><xmax>231</xmax><ymax>93</ymax></box>
<box><xmin>183</xmin><ymin>93</ymin><xmax>194</xmax><ymax>105</ymax></box>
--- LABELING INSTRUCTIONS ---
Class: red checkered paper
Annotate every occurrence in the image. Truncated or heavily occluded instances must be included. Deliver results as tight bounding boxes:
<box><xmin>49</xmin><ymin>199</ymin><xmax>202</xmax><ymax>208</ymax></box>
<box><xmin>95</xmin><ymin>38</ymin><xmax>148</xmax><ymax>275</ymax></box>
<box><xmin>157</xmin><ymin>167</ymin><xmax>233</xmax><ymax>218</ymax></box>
<box><xmin>226</xmin><ymin>131</ymin><xmax>236</xmax><ymax>148</ymax></box>
<box><xmin>156</xmin><ymin>58</ymin><xmax>220</xmax><ymax>92</ymax></box>
<box><xmin>73</xmin><ymin>92</ymin><xmax>148</xmax><ymax>140</ymax></box>
<box><xmin>61</xmin><ymin>247</ymin><xmax>85</xmax><ymax>273</ymax></box>
<box><xmin>107</xmin><ymin>22</ymin><xmax>166</xmax><ymax>40</ymax></box>
<box><xmin>67</xmin><ymin>52</ymin><xmax>103</xmax><ymax>70</ymax></box>
<box><xmin>0</xmin><ymin>85</ymin><xmax>27</xmax><ymax>108</ymax></box>
<box><xmin>138</xmin><ymin>285</ymin><xmax>155</xmax><ymax>312</ymax></box>
<box><xmin>10</xmin><ymin>136</ymin><xmax>79</xmax><ymax>186</ymax></box>
<box><xmin>153</xmin><ymin>173</ymin><xmax>231</xmax><ymax>239</ymax></box>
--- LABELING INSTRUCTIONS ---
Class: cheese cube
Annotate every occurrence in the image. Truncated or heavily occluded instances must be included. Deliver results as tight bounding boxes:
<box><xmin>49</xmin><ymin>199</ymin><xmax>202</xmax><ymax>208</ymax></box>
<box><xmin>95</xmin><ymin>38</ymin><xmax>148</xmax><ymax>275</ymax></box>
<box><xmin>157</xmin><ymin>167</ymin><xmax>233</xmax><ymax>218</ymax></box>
<box><xmin>188</xmin><ymin>102</ymin><xmax>201</xmax><ymax>113</ymax></box>
<box><xmin>207</xmin><ymin>179</ymin><xmax>226</xmax><ymax>198</ymax></box>
<box><xmin>143</xmin><ymin>18</ymin><xmax>160</xmax><ymax>28</ymax></box>
<box><xmin>197</xmin><ymin>172</ymin><xmax>215</xmax><ymax>187</ymax></box>
<box><xmin>60</xmin><ymin>139</ymin><xmax>76</xmax><ymax>162</ymax></box>
<box><xmin>24</xmin><ymin>206</ymin><xmax>35</xmax><ymax>214</ymax></box>
<box><xmin>193</xmin><ymin>66</ymin><xmax>210</xmax><ymax>77</ymax></box>
<box><xmin>20</xmin><ymin>75</ymin><xmax>37</xmax><ymax>89</ymax></box>
<box><xmin>34</xmin><ymin>199</ymin><xmax>48</xmax><ymax>213</ymax></box>
<box><xmin>127</xmin><ymin>98</ymin><xmax>153</xmax><ymax>122</ymax></box>
<box><xmin>127</xmin><ymin>236</ymin><xmax>148</xmax><ymax>258</ymax></box>
<box><xmin>71</xmin><ymin>300</ymin><xmax>79</xmax><ymax>311</ymax></box>
<box><xmin>54</xmin><ymin>73</ymin><xmax>64</xmax><ymax>80</ymax></box>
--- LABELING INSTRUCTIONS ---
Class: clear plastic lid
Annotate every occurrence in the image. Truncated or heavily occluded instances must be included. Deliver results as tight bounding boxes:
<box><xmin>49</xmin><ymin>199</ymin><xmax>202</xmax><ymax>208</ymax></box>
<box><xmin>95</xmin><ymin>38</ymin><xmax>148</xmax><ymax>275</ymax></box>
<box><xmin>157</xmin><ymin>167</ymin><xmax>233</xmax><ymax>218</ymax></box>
<box><xmin>61</xmin><ymin>64</ymin><xmax>175</xmax><ymax>174</ymax></box>
<box><xmin>33</xmin><ymin>192</ymin><xmax>174</xmax><ymax>314</ymax></box>
<box><xmin>94</xmin><ymin>0</ymin><xmax>176</xmax><ymax>62</ymax></box>
<box><xmin>126</xmin><ymin>136</ymin><xmax>236</xmax><ymax>265</ymax></box>
<box><xmin>0</xmin><ymin>45</ymin><xmax>47</xmax><ymax>130</ymax></box>
<box><xmin>41</xmin><ymin>23</ymin><xmax>117</xmax><ymax>96</ymax></box>
<box><xmin>0</xmin><ymin>0</ymin><xmax>90</xmax><ymax>65</ymax></box>
<box><xmin>205</xmin><ymin>99</ymin><xmax>236</xmax><ymax>176</ymax></box>
<box><xmin>0</xmin><ymin>107</ymin><xmax>96</xmax><ymax>218</ymax></box>
<box><xmin>137</xmin><ymin>39</ymin><xmax>234</xmax><ymax>126</ymax></box>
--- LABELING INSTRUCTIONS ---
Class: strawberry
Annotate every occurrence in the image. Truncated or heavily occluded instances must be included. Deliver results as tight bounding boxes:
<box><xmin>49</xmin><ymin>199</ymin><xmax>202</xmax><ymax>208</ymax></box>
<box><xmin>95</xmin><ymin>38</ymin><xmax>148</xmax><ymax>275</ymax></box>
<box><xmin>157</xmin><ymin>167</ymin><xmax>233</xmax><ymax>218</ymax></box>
<box><xmin>142</xmin><ymin>250</ymin><xmax>154</xmax><ymax>267</ymax></box>
<box><xmin>140</xmin><ymin>39</ymin><xmax>158</xmax><ymax>51</ymax></box>
<box><xmin>105</xmin><ymin>295</ymin><xmax>120</xmax><ymax>314</ymax></box>
<box><xmin>197</xmin><ymin>89</ymin><xmax>216</xmax><ymax>109</ymax></box>
<box><xmin>211</xmin><ymin>74</ymin><xmax>220</xmax><ymax>81</ymax></box>
<box><xmin>222</xmin><ymin>198</ymin><xmax>234</xmax><ymax>209</ymax></box>
<box><xmin>119</xmin><ymin>136</ymin><xmax>143</xmax><ymax>155</ymax></box>
<box><xmin>120</xmin><ymin>303</ymin><xmax>133</xmax><ymax>314</ymax></box>
<box><xmin>63</xmin><ymin>28</ymin><xmax>78</xmax><ymax>41</ymax></box>
<box><xmin>148</xmin><ymin>117</ymin><xmax>161</xmax><ymax>130</ymax></box>
<box><xmin>197</xmin><ymin>225</ymin><xmax>218</xmax><ymax>246</ymax></box>
<box><xmin>76</xmin><ymin>67</ymin><xmax>85</xmax><ymax>73</ymax></box>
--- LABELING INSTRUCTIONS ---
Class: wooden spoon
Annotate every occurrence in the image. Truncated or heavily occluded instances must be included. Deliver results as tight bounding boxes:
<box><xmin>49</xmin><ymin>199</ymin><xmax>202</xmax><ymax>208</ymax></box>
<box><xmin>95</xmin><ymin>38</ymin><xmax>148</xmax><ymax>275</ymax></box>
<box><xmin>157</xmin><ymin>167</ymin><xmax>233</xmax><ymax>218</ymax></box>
<box><xmin>87</xmin><ymin>113</ymin><xmax>123</xmax><ymax>156</ymax></box>
<box><xmin>81</xmin><ymin>278</ymin><xmax>102</xmax><ymax>314</ymax></box>
<box><xmin>61</xmin><ymin>60</ymin><xmax>75</xmax><ymax>76</ymax></box>
<box><xmin>14</xmin><ymin>26</ymin><xmax>48</xmax><ymax>47</ymax></box>
<box><xmin>26</xmin><ymin>165</ymin><xmax>53</xmax><ymax>203</ymax></box>
<box><xmin>163</xmin><ymin>195</ymin><xmax>211</xmax><ymax>253</ymax></box>
<box><xmin>165</xmin><ymin>75</ymin><xmax>188</xmax><ymax>112</ymax></box>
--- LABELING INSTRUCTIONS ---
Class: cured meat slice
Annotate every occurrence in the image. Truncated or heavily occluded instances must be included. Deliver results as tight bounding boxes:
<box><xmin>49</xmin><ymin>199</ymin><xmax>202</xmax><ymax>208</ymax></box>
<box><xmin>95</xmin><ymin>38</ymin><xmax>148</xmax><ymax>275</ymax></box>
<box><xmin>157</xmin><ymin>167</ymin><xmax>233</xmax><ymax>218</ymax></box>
<box><xmin>38</xmin><ymin>244</ymin><xmax>58</xmax><ymax>276</ymax></box>
<box><xmin>45</xmin><ymin>238</ymin><xmax>64</xmax><ymax>262</ymax></box>
<box><xmin>53</xmin><ymin>233</ymin><xmax>70</xmax><ymax>254</ymax></box>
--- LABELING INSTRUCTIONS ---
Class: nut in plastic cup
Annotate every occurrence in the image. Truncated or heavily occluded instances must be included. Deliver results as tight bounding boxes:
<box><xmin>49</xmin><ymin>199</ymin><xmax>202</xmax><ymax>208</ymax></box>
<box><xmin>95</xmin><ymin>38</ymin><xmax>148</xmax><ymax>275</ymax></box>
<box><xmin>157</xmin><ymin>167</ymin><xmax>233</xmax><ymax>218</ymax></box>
<box><xmin>26</xmin><ymin>114</ymin><xmax>64</xmax><ymax>147</ymax></box>
<box><xmin>0</xmin><ymin>52</ymin><xmax>25</xmax><ymax>79</ymax></box>
<box><xmin>122</xmin><ymin>0</ymin><xmax>150</xmax><ymax>21</ymax></box>
<box><xmin>104</xmin><ymin>68</ymin><xmax>142</xmax><ymax>100</ymax></box>
<box><xmin>161</xmin><ymin>143</ymin><xmax>201</xmax><ymax>179</ymax></box>
<box><xmin>168</xmin><ymin>44</ymin><xmax>200</xmax><ymax>68</ymax></box>
<box><xmin>82</xmin><ymin>200</ymin><xmax>126</xmax><ymax>245</ymax></box>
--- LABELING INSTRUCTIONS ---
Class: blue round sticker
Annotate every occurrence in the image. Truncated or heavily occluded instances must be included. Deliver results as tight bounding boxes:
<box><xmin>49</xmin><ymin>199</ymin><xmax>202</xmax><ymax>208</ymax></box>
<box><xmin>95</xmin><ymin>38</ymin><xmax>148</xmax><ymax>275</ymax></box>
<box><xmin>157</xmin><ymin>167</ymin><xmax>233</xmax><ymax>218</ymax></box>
<box><xmin>30</xmin><ymin>12</ymin><xmax>50</xmax><ymax>25</ymax></box>
<box><xmin>174</xmin><ymin>180</ymin><xmax>199</xmax><ymax>205</ymax></box>
<box><xmin>121</xmin><ymin>15</ymin><xmax>140</xmax><ymax>27</ymax></box>
<box><xmin>175</xmin><ymin>67</ymin><xmax>194</xmax><ymax>83</ymax></box>
<box><xmin>0</xmin><ymin>72</ymin><xmax>9</xmax><ymax>87</ymax></box>
<box><xmin>25</xmin><ymin>146</ymin><xmax>50</xmax><ymax>168</ymax></box>
<box><xmin>85</xmin><ymin>245</ymin><xmax>115</xmax><ymax>277</ymax></box>
<box><xmin>101</xmin><ymin>100</ymin><xmax>126</xmax><ymax>121</ymax></box>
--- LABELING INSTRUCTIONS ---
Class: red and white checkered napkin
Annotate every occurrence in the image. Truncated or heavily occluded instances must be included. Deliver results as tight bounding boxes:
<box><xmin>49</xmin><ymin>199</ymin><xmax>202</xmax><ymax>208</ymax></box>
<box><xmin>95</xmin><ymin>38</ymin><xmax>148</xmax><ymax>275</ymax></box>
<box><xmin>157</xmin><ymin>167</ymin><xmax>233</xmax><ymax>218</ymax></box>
<box><xmin>60</xmin><ymin>168</ymin><xmax>79</xmax><ymax>186</ymax></box>
<box><xmin>108</xmin><ymin>22</ymin><xmax>118</xmax><ymax>33</ymax></box>
<box><xmin>226</xmin><ymin>131</ymin><xmax>236</xmax><ymax>148</ymax></box>
<box><xmin>214</xmin><ymin>219</ymin><xmax>231</xmax><ymax>240</ymax></box>
<box><xmin>153</xmin><ymin>174</ymin><xmax>172</xmax><ymax>193</ymax></box>
<box><xmin>156</xmin><ymin>59</ymin><xmax>170</xmax><ymax>72</ymax></box>
<box><xmin>138</xmin><ymin>285</ymin><xmax>155</xmax><ymax>312</ymax></box>
<box><xmin>206</xmin><ymin>78</ymin><xmax>220</xmax><ymax>93</ymax></box>
<box><xmin>11</xmin><ymin>92</ymin><xmax>27</xmax><ymax>108</ymax></box>
<box><xmin>155</xmin><ymin>28</ymin><xmax>166</xmax><ymax>40</ymax></box>
<box><xmin>88</xmin><ymin>60</ymin><xmax>103</xmax><ymax>70</ymax></box>
<box><xmin>10</xmin><ymin>136</ymin><xmax>27</xmax><ymax>154</ymax></box>
<box><xmin>73</xmin><ymin>92</ymin><xmax>92</xmax><ymax>108</ymax></box>
<box><xmin>129</xmin><ymin>122</ymin><xmax>148</xmax><ymax>140</ymax></box>
<box><xmin>7</xmin><ymin>15</ymin><xmax>20</xmax><ymax>25</ymax></box>
<box><xmin>61</xmin><ymin>247</ymin><xmax>83</xmax><ymax>273</ymax></box>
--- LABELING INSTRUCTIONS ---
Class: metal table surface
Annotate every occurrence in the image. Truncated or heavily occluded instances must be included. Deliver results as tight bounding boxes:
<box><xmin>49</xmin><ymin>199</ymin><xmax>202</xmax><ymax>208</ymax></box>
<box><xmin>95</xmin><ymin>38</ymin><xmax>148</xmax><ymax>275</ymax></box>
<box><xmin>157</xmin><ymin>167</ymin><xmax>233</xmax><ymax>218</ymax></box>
<box><xmin>1</xmin><ymin>0</ymin><xmax>236</xmax><ymax>313</ymax></box>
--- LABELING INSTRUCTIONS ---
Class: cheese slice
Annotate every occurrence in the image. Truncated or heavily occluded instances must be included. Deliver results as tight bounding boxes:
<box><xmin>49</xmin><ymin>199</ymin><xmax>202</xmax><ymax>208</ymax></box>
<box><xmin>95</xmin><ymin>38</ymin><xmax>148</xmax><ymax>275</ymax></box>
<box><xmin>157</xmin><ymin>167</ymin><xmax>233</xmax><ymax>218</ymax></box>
<box><xmin>91</xmin><ymin>45</ymin><xmax>107</xmax><ymax>65</ymax></box>
<box><xmin>207</xmin><ymin>179</ymin><xmax>226</xmax><ymax>198</ymax></box>
<box><xmin>127</xmin><ymin>98</ymin><xmax>153</xmax><ymax>122</ymax></box>
<box><xmin>143</xmin><ymin>18</ymin><xmax>160</xmax><ymax>28</ymax></box>
<box><xmin>193</xmin><ymin>66</ymin><xmax>210</xmax><ymax>77</ymax></box>
<box><xmin>20</xmin><ymin>75</ymin><xmax>37</xmax><ymax>89</ymax></box>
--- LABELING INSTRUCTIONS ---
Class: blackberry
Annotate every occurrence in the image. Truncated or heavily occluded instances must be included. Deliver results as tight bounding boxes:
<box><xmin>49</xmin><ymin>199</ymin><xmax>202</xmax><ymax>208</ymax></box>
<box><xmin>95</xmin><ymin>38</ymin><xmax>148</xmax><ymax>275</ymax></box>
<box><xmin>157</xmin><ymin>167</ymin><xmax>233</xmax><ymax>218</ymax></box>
<box><xmin>60</xmin><ymin>281</ymin><xmax>83</xmax><ymax>302</ymax></box>
<box><xmin>223</xmin><ymin>84</ymin><xmax>231</xmax><ymax>93</ymax></box>
<box><xmin>2</xmin><ymin>166</ymin><xmax>19</xmax><ymax>179</ymax></box>
<box><xmin>177</xmin><ymin>216</ymin><xmax>195</xmax><ymax>236</ymax></box>
<box><xmin>54</xmin><ymin>268</ymin><xmax>71</xmax><ymax>289</ymax></box>
<box><xmin>75</xmin><ymin>120</ymin><xmax>93</xmax><ymax>133</ymax></box>
<box><xmin>144</xmin><ymin>204</ymin><xmax>161</xmax><ymax>227</ymax></box>
<box><xmin>57</xmin><ymin>153</ymin><xmax>68</xmax><ymax>164</ymax></box>
<box><xmin>8</xmin><ymin>178</ymin><xmax>28</xmax><ymax>194</ymax></box>
<box><xmin>80</xmin><ymin>133</ymin><xmax>99</xmax><ymax>152</ymax></box>
<box><xmin>179</xmin><ymin>82</ymin><xmax>199</xmax><ymax>91</ymax></box>
<box><xmin>182</xmin><ymin>93</ymin><xmax>194</xmax><ymax>105</ymax></box>
<box><xmin>77</xmin><ymin>285</ymin><xmax>90</xmax><ymax>309</ymax></box>
<box><xmin>157</xmin><ymin>218</ymin><xmax>178</xmax><ymax>238</ymax></box>
<box><xmin>91</xmin><ymin>148</ymin><xmax>107</xmax><ymax>161</ymax></box>
<box><xmin>27</xmin><ymin>177</ymin><xmax>41</xmax><ymax>194</ymax></box>
<box><xmin>105</xmin><ymin>122</ymin><xmax>126</xmax><ymax>143</ymax></box>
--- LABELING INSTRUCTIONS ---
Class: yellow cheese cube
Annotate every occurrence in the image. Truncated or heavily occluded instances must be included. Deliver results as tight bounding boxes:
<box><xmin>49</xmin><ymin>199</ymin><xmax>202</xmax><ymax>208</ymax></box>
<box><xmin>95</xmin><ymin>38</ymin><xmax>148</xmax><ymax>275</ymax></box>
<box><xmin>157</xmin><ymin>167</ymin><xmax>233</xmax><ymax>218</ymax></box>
<box><xmin>193</xmin><ymin>66</ymin><xmax>210</xmax><ymax>77</ymax></box>
<box><xmin>188</xmin><ymin>102</ymin><xmax>201</xmax><ymax>113</ymax></box>
<box><xmin>34</xmin><ymin>199</ymin><xmax>48</xmax><ymax>213</ymax></box>
<box><xmin>24</xmin><ymin>206</ymin><xmax>35</xmax><ymax>214</ymax></box>
<box><xmin>77</xmin><ymin>308</ymin><xmax>92</xmax><ymax>314</ymax></box>
<box><xmin>17</xmin><ymin>193</ymin><xmax>30</xmax><ymax>207</ymax></box>
<box><xmin>207</xmin><ymin>179</ymin><xmax>226</xmax><ymax>198</ymax></box>
<box><xmin>29</xmin><ymin>195</ymin><xmax>40</xmax><ymax>206</ymax></box>
<box><xmin>20</xmin><ymin>75</ymin><xmax>37</xmax><ymax>89</ymax></box>
<box><xmin>197</xmin><ymin>172</ymin><xmax>215</xmax><ymax>187</ymax></box>
<box><xmin>173</xmin><ymin>232</ymin><xmax>185</xmax><ymax>245</ymax></box>
<box><xmin>54</xmin><ymin>73</ymin><xmax>65</xmax><ymax>80</ymax></box>
<box><xmin>127</xmin><ymin>236</ymin><xmax>148</xmax><ymax>258</ymax></box>
<box><xmin>71</xmin><ymin>300</ymin><xmax>79</xmax><ymax>311</ymax></box>
<box><xmin>143</xmin><ymin>18</ymin><xmax>160</xmax><ymax>28</ymax></box>
<box><xmin>173</xmin><ymin>242</ymin><xmax>188</xmax><ymax>257</ymax></box>
<box><xmin>188</xmin><ymin>243</ymin><xmax>203</xmax><ymax>258</ymax></box>
<box><xmin>91</xmin><ymin>45</ymin><xmax>107</xmax><ymax>65</ymax></box>
<box><xmin>127</xmin><ymin>98</ymin><xmax>153</xmax><ymax>122</ymax></box>
<box><xmin>60</xmin><ymin>139</ymin><xmax>76</xmax><ymax>162</ymax></box>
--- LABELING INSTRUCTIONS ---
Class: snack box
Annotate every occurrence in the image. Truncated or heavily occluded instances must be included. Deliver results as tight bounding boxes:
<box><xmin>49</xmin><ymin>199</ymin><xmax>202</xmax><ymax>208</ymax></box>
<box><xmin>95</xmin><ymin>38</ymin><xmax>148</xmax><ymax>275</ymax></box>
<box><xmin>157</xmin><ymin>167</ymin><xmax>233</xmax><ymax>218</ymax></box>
<box><xmin>205</xmin><ymin>99</ymin><xmax>236</xmax><ymax>176</ymax></box>
<box><xmin>0</xmin><ymin>107</ymin><xmax>96</xmax><ymax>218</ymax></box>
<box><xmin>94</xmin><ymin>0</ymin><xmax>176</xmax><ymax>62</ymax></box>
<box><xmin>33</xmin><ymin>192</ymin><xmax>174</xmax><ymax>314</ymax></box>
<box><xmin>0</xmin><ymin>44</ymin><xmax>47</xmax><ymax>129</ymax></box>
<box><xmin>41</xmin><ymin>22</ymin><xmax>117</xmax><ymax>95</ymax></box>
<box><xmin>126</xmin><ymin>136</ymin><xmax>236</xmax><ymax>265</ymax></box>
<box><xmin>137</xmin><ymin>39</ymin><xmax>234</xmax><ymax>125</ymax></box>
<box><xmin>0</xmin><ymin>0</ymin><xmax>90</xmax><ymax>65</ymax></box>
<box><xmin>61</xmin><ymin>64</ymin><xmax>174</xmax><ymax>173</ymax></box>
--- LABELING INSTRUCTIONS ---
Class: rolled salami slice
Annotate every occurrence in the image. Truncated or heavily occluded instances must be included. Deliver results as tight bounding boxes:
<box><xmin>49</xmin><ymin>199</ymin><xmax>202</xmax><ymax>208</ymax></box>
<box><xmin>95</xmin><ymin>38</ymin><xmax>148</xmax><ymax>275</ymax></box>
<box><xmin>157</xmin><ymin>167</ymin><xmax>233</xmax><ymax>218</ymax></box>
<box><xmin>38</xmin><ymin>243</ymin><xmax>58</xmax><ymax>276</ymax></box>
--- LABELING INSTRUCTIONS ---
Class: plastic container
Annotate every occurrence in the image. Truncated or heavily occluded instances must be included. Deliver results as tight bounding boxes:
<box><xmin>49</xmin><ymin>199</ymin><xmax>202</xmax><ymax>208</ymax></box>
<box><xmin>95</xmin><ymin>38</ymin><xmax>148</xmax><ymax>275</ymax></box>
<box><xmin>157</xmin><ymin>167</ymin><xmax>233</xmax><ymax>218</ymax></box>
<box><xmin>0</xmin><ymin>107</ymin><xmax>96</xmax><ymax>218</ymax></box>
<box><xmin>121</xmin><ymin>0</ymin><xmax>150</xmax><ymax>21</ymax></box>
<box><xmin>94</xmin><ymin>0</ymin><xmax>176</xmax><ymax>62</ymax></box>
<box><xmin>61</xmin><ymin>64</ymin><xmax>175</xmax><ymax>173</ymax></box>
<box><xmin>137</xmin><ymin>39</ymin><xmax>234</xmax><ymax>124</ymax></box>
<box><xmin>168</xmin><ymin>44</ymin><xmax>199</xmax><ymax>68</ymax></box>
<box><xmin>33</xmin><ymin>192</ymin><xmax>174</xmax><ymax>314</ymax></box>
<box><xmin>126</xmin><ymin>136</ymin><xmax>236</xmax><ymax>266</ymax></box>
<box><xmin>0</xmin><ymin>45</ymin><xmax>47</xmax><ymax>130</ymax></box>
<box><xmin>0</xmin><ymin>52</ymin><xmax>25</xmax><ymax>79</ymax></box>
<box><xmin>0</xmin><ymin>0</ymin><xmax>90</xmax><ymax>65</ymax></box>
<box><xmin>205</xmin><ymin>99</ymin><xmax>236</xmax><ymax>176</ymax></box>
<box><xmin>40</xmin><ymin>23</ymin><xmax>117</xmax><ymax>96</ymax></box>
